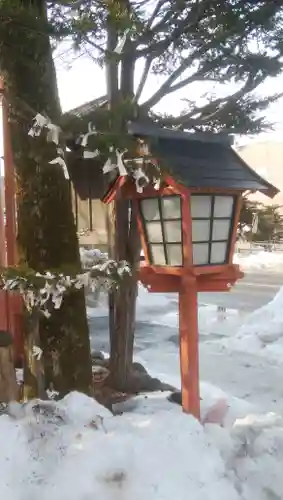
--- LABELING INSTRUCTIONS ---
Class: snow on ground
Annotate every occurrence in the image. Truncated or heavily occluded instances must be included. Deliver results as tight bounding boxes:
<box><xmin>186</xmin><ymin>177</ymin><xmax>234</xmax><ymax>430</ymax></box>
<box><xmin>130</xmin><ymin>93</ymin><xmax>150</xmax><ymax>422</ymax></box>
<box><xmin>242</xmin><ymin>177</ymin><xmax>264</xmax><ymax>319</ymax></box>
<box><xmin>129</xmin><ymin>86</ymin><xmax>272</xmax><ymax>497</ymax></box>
<box><xmin>2</xmin><ymin>276</ymin><xmax>283</xmax><ymax>498</ymax></box>
<box><xmin>87</xmin><ymin>271</ymin><xmax>283</xmax><ymax>498</ymax></box>
<box><xmin>87</xmin><ymin>284</ymin><xmax>283</xmax><ymax>414</ymax></box>
<box><xmin>234</xmin><ymin>250</ymin><xmax>283</xmax><ymax>271</ymax></box>
<box><xmin>87</xmin><ymin>285</ymin><xmax>244</xmax><ymax>338</ymax></box>
<box><xmin>1</xmin><ymin>391</ymin><xmax>283</xmax><ymax>500</ymax></box>
<box><xmin>216</xmin><ymin>286</ymin><xmax>283</xmax><ymax>364</ymax></box>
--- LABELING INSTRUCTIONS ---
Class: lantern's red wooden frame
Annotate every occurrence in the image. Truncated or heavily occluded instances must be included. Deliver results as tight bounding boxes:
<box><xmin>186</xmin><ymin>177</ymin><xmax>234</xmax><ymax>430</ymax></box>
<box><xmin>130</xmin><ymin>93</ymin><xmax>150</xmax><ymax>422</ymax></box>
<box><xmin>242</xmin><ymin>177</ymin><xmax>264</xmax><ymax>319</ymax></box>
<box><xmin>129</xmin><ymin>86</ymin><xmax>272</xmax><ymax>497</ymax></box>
<box><xmin>104</xmin><ymin>174</ymin><xmax>244</xmax><ymax>419</ymax></box>
<box><xmin>104</xmin><ymin>174</ymin><xmax>244</xmax><ymax>290</ymax></box>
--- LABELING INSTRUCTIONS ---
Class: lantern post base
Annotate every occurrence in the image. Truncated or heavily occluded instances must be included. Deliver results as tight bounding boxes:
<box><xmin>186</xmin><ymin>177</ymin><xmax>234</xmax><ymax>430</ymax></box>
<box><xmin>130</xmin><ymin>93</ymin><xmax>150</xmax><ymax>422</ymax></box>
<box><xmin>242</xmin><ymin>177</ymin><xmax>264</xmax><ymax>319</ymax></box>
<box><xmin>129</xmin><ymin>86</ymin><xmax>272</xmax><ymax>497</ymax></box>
<box><xmin>178</xmin><ymin>276</ymin><xmax>200</xmax><ymax>420</ymax></box>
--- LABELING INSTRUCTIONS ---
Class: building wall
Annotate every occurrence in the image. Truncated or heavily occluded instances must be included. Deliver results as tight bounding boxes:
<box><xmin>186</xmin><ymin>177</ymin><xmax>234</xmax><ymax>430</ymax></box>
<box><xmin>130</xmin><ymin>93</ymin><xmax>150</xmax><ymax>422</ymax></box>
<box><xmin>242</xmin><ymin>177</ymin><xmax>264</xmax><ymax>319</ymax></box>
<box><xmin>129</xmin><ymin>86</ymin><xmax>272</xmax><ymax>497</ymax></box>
<box><xmin>235</xmin><ymin>141</ymin><xmax>283</xmax><ymax>210</ymax></box>
<box><xmin>0</xmin><ymin>175</ymin><xmax>109</xmax><ymax>251</ymax></box>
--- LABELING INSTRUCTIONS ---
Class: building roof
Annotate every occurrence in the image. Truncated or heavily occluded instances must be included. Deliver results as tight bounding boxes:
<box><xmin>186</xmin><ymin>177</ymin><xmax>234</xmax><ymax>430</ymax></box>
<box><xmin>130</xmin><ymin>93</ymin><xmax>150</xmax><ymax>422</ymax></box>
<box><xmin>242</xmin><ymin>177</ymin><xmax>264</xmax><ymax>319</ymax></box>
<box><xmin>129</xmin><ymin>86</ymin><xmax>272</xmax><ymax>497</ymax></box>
<box><xmin>67</xmin><ymin>96</ymin><xmax>279</xmax><ymax>199</ymax></box>
<box><xmin>68</xmin><ymin>96</ymin><xmax>108</xmax><ymax>118</ymax></box>
<box><xmin>127</xmin><ymin>122</ymin><xmax>279</xmax><ymax>198</ymax></box>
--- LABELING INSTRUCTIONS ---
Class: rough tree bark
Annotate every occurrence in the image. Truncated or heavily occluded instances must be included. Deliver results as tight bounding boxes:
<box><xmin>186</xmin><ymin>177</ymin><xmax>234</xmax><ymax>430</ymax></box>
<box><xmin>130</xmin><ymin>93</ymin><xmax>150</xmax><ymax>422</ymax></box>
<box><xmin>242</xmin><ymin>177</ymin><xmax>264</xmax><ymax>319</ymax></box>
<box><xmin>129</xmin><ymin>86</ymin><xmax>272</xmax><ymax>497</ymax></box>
<box><xmin>109</xmin><ymin>201</ymin><xmax>141</xmax><ymax>391</ymax></box>
<box><xmin>0</xmin><ymin>0</ymin><xmax>93</xmax><ymax>396</ymax></box>
<box><xmin>0</xmin><ymin>330</ymin><xmax>18</xmax><ymax>403</ymax></box>
<box><xmin>23</xmin><ymin>310</ymin><xmax>46</xmax><ymax>400</ymax></box>
<box><xmin>106</xmin><ymin>2</ymin><xmax>142</xmax><ymax>391</ymax></box>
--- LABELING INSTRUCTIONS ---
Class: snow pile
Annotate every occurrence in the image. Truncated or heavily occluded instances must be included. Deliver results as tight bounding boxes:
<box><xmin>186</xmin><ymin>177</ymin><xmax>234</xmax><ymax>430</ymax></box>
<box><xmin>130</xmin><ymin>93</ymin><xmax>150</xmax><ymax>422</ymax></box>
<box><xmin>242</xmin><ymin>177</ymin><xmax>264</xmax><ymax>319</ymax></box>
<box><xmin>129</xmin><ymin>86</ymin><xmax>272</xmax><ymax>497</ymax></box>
<box><xmin>87</xmin><ymin>283</ymin><xmax>242</xmax><ymax>340</ymax></box>
<box><xmin>138</xmin><ymin>288</ymin><xmax>243</xmax><ymax>336</ymax></box>
<box><xmin>234</xmin><ymin>250</ymin><xmax>283</xmax><ymax>271</ymax></box>
<box><xmin>219</xmin><ymin>286</ymin><xmax>283</xmax><ymax>362</ymax></box>
<box><xmin>86</xmin><ymin>283</ymin><xmax>175</xmax><ymax>319</ymax></box>
<box><xmin>1</xmin><ymin>392</ymin><xmax>283</xmax><ymax>500</ymax></box>
<box><xmin>207</xmin><ymin>412</ymin><xmax>283</xmax><ymax>500</ymax></box>
<box><xmin>80</xmin><ymin>247</ymin><xmax>108</xmax><ymax>268</ymax></box>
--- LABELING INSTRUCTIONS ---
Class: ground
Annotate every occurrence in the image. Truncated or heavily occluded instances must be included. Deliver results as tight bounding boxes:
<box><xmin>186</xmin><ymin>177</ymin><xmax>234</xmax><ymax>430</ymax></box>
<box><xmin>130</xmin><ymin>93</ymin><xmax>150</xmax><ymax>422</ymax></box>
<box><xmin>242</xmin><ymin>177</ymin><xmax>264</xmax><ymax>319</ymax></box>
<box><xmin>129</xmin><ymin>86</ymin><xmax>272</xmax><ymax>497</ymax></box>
<box><xmin>88</xmin><ymin>251</ymin><xmax>283</xmax><ymax>415</ymax></box>
<box><xmin>2</xmin><ymin>249</ymin><xmax>283</xmax><ymax>500</ymax></box>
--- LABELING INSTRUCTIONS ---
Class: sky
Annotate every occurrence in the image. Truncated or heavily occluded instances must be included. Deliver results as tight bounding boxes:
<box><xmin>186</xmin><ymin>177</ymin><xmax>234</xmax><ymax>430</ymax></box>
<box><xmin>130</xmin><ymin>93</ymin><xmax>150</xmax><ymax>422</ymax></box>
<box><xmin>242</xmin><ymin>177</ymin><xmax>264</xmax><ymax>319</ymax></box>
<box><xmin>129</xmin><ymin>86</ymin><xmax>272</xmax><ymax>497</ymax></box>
<box><xmin>55</xmin><ymin>43</ymin><xmax>283</xmax><ymax>144</ymax></box>
<box><xmin>1</xmin><ymin>40</ymin><xmax>282</xmax><ymax>179</ymax></box>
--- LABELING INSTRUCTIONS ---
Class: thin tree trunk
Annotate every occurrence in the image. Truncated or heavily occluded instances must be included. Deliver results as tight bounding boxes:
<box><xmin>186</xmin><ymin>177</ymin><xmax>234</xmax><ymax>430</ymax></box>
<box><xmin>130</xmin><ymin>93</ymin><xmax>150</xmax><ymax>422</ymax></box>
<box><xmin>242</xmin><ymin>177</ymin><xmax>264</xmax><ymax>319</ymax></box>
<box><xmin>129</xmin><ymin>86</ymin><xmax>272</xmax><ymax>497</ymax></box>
<box><xmin>0</xmin><ymin>0</ymin><xmax>92</xmax><ymax>396</ymax></box>
<box><xmin>0</xmin><ymin>331</ymin><xmax>18</xmax><ymax>403</ymax></box>
<box><xmin>106</xmin><ymin>3</ymin><xmax>141</xmax><ymax>391</ymax></box>
<box><xmin>23</xmin><ymin>309</ymin><xmax>45</xmax><ymax>400</ymax></box>
<box><xmin>109</xmin><ymin>200</ymin><xmax>141</xmax><ymax>391</ymax></box>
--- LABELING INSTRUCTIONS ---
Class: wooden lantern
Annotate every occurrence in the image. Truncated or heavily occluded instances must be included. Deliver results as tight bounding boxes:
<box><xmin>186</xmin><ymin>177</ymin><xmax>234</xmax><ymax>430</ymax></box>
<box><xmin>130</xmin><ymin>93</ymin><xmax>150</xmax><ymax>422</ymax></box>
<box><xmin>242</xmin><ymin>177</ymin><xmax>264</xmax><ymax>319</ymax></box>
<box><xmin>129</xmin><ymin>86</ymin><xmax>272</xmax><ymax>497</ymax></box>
<box><xmin>103</xmin><ymin>123</ymin><xmax>279</xmax><ymax>419</ymax></box>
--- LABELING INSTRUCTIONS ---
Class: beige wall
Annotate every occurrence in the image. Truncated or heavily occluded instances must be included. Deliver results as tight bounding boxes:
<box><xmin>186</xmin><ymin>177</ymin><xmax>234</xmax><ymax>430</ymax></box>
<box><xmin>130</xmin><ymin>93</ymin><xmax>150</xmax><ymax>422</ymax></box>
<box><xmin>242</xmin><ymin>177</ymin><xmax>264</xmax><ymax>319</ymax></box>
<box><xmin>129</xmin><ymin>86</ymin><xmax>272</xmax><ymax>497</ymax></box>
<box><xmin>235</xmin><ymin>141</ymin><xmax>283</xmax><ymax>210</ymax></box>
<box><xmin>0</xmin><ymin>176</ymin><xmax>109</xmax><ymax>250</ymax></box>
<box><xmin>77</xmin><ymin>199</ymin><xmax>108</xmax><ymax>250</ymax></box>
<box><xmin>71</xmin><ymin>187</ymin><xmax>109</xmax><ymax>250</ymax></box>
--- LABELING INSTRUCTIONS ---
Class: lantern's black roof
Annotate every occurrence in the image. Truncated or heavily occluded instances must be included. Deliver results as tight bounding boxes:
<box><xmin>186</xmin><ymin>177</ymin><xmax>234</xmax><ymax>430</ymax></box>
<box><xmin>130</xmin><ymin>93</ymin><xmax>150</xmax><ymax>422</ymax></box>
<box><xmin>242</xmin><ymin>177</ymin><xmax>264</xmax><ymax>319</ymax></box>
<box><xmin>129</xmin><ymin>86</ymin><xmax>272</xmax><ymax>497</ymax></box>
<box><xmin>127</xmin><ymin>121</ymin><xmax>279</xmax><ymax>198</ymax></box>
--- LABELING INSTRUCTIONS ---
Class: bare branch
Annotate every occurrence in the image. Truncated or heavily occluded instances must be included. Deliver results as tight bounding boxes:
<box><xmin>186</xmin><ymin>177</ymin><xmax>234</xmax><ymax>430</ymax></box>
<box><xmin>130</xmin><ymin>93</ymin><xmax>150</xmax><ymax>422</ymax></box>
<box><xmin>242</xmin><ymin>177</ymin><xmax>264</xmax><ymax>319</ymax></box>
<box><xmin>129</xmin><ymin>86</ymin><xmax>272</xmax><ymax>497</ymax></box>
<box><xmin>160</xmin><ymin>76</ymin><xmax>258</xmax><ymax>128</ymax></box>
<box><xmin>169</xmin><ymin>75</ymin><xmax>218</xmax><ymax>93</ymax></box>
<box><xmin>141</xmin><ymin>56</ymin><xmax>199</xmax><ymax>109</ymax></box>
<box><xmin>133</xmin><ymin>56</ymin><xmax>153</xmax><ymax>103</ymax></box>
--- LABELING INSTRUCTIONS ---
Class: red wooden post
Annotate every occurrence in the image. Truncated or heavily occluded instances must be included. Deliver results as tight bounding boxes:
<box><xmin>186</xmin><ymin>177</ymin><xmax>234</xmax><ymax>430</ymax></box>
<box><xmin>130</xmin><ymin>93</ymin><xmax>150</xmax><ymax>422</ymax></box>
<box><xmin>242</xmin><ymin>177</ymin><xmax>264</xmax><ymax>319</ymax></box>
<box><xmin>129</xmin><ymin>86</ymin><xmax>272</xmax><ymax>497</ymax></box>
<box><xmin>0</xmin><ymin>169</ymin><xmax>5</xmax><ymax>266</ymax></box>
<box><xmin>179</xmin><ymin>275</ymin><xmax>200</xmax><ymax>419</ymax></box>
<box><xmin>0</xmin><ymin>80</ymin><xmax>9</xmax><ymax>333</ymax></box>
<box><xmin>0</xmin><ymin>77</ymin><xmax>23</xmax><ymax>365</ymax></box>
<box><xmin>0</xmin><ymin>77</ymin><xmax>17</xmax><ymax>265</ymax></box>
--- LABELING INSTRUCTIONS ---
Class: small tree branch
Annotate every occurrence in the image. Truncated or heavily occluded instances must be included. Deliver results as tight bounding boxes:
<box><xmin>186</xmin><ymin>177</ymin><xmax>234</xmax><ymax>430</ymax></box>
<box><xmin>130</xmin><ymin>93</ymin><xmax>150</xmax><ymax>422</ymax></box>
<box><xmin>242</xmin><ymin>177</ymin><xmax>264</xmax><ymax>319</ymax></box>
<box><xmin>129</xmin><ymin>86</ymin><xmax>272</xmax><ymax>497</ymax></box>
<box><xmin>136</xmin><ymin>0</ymin><xmax>209</xmax><ymax>59</ymax></box>
<box><xmin>160</xmin><ymin>76</ymin><xmax>257</xmax><ymax>128</ymax></box>
<box><xmin>147</xmin><ymin>0</ymin><xmax>167</xmax><ymax>28</ymax></box>
<box><xmin>84</xmin><ymin>36</ymin><xmax>107</xmax><ymax>55</ymax></box>
<box><xmin>149</xmin><ymin>1</ymin><xmax>176</xmax><ymax>31</ymax></box>
<box><xmin>133</xmin><ymin>56</ymin><xmax>153</xmax><ymax>103</ymax></box>
<box><xmin>140</xmin><ymin>62</ymin><xmax>220</xmax><ymax>109</ymax></box>
<box><xmin>170</xmin><ymin>75</ymin><xmax>219</xmax><ymax>93</ymax></box>
<box><xmin>141</xmin><ymin>56</ymin><xmax>198</xmax><ymax>109</ymax></box>
<box><xmin>106</xmin><ymin>16</ymin><xmax>119</xmax><ymax>110</ymax></box>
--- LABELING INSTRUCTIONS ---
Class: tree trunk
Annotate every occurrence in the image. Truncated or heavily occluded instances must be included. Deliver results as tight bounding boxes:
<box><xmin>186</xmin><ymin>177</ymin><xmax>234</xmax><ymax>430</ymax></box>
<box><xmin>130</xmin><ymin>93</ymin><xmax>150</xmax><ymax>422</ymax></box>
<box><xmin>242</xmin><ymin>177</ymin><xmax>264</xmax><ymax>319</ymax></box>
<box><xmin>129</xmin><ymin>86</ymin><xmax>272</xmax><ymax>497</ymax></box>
<box><xmin>120</xmin><ymin>46</ymin><xmax>135</xmax><ymax>101</ymax></box>
<box><xmin>109</xmin><ymin>199</ymin><xmax>141</xmax><ymax>391</ymax></box>
<box><xmin>0</xmin><ymin>331</ymin><xmax>18</xmax><ymax>403</ymax></box>
<box><xmin>23</xmin><ymin>309</ymin><xmax>45</xmax><ymax>400</ymax></box>
<box><xmin>0</xmin><ymin>0</ymin><xmax>92</xmax><ymax>396</ymax></box>
<box><xmin>105</xmin><ymin>4</ymin><xmax>141</xmax><ymax>391</ymax></box>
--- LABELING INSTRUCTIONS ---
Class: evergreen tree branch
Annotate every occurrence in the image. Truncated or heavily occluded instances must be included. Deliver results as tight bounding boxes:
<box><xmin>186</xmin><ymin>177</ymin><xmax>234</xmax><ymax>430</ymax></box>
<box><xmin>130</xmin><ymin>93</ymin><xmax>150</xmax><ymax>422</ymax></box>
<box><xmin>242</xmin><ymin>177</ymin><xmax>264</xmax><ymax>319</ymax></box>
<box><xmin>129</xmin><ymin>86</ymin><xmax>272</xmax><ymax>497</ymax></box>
<box><xmin>159</xmin><ymin>75</ymin><xmax>258</xmax><ymax>128</ymax></box>
<box><xmin>133</xmin><ymin>55</ymin><xmax>153</xmax><ymax>103</ymax></box>
<box><xmin>169</xmin><ymin>74</ymin><xmax>218</xmax><ymax>93</ymax></box>
<box><xmin>82</xmin><ymin>36</ymin><xmax>107</xmax><ymax>55</ymax></box>
<box><xmin>147</xmin><ymin>0</ymin><xmax>167</xmax><ymax>28</ymax></box>
<box><xmin>141</xmin><ymin>56</ymin><xmax>204</xmax><ymax>109</ymax></box>
<box><xmin>136</xmin><ymin>0</ymin><xmax>208</xmax><ymax>58</ymax></box>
